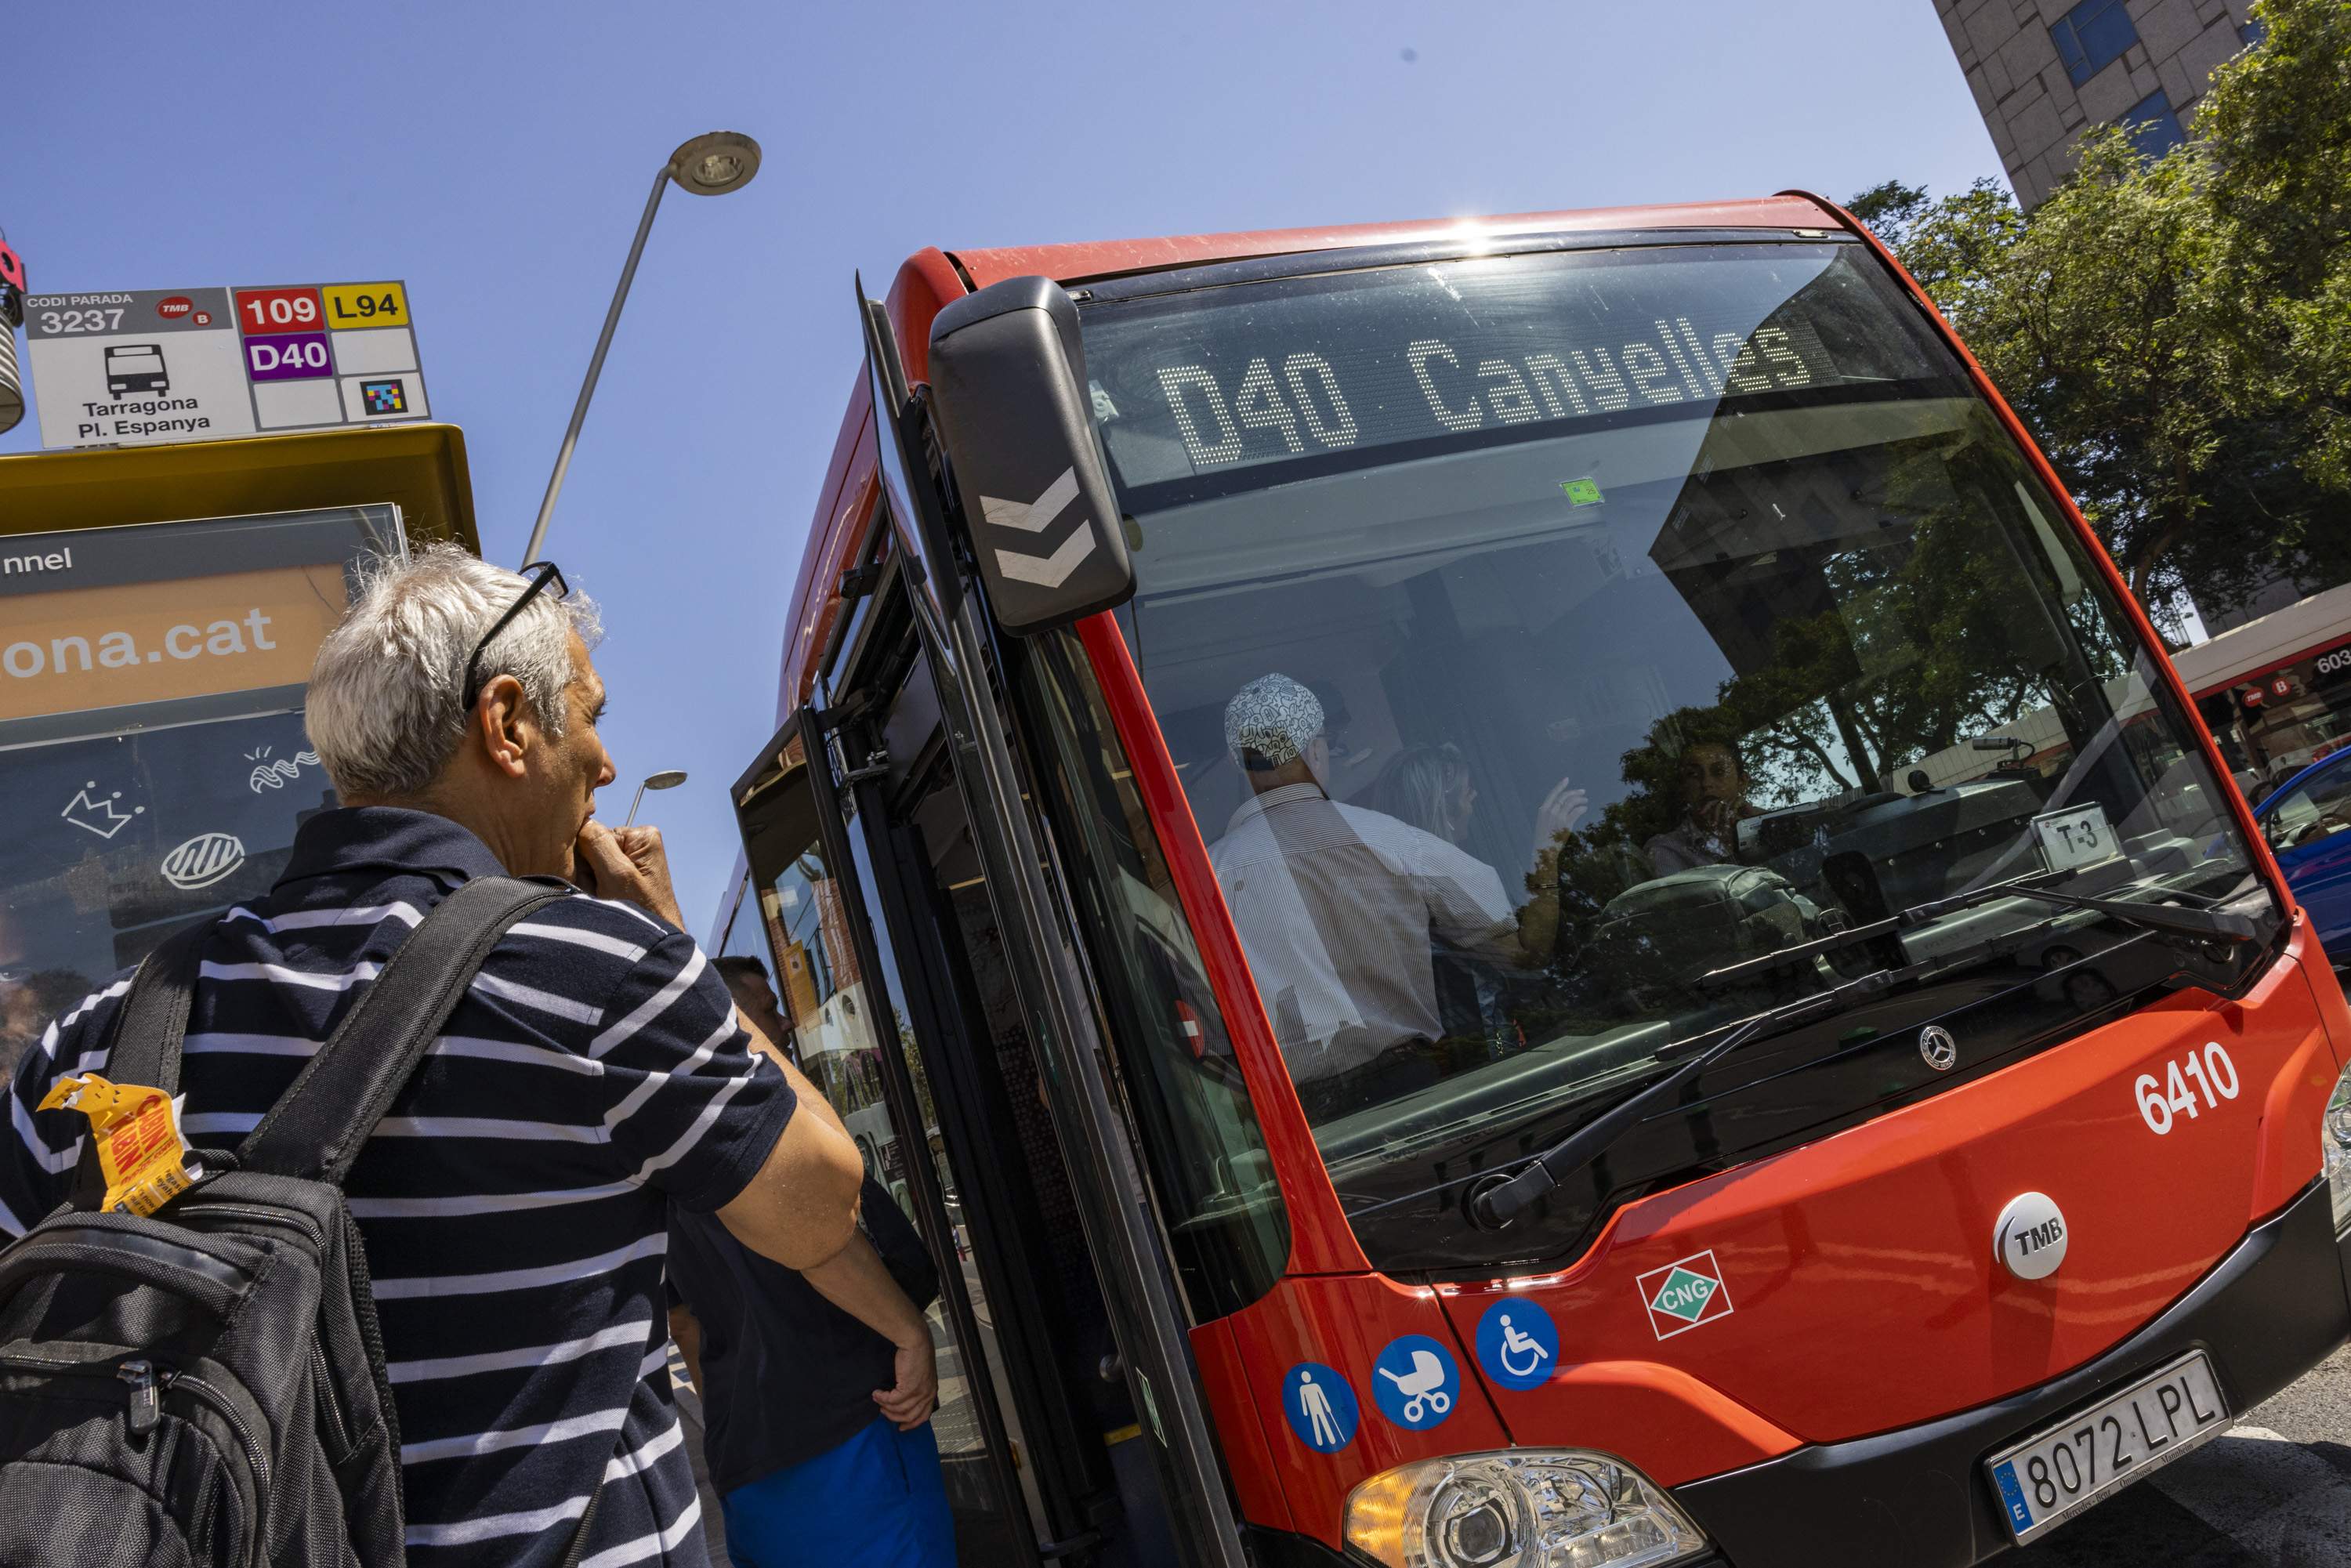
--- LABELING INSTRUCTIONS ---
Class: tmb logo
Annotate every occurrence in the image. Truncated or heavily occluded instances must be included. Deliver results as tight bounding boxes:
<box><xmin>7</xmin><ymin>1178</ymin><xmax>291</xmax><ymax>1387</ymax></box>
<box><xmin>1635</xmin><ymin>1249</ymin><xmax>1735</xmax><ymax>1340</ymax></box>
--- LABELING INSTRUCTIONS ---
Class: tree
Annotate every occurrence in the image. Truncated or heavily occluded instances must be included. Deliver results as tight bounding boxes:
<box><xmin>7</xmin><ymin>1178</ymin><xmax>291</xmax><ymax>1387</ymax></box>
<box><xmin>1850</xmin><ymin>0</ymin><xmax>2351</xmax><ymax>624</ymax></box>
<box><xmin>2200</xmin><ymin>0</ymin><xmax>2351</xmax><ymax>495</ymax></box>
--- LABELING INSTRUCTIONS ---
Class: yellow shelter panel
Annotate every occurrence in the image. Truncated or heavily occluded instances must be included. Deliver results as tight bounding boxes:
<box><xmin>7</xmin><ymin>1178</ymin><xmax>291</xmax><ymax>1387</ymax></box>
<box><xmin>0</xmin><ymin>424</ymin><xmax>476</xmax><ymax>552</ymax></box>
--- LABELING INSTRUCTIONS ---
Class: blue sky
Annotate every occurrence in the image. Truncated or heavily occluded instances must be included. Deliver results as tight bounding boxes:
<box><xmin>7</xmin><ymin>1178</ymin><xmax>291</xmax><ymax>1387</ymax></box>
<box><xmin>5</xmin><ymin>0</ymin><xmax>2000</xmax><ymax>927</ymax></box>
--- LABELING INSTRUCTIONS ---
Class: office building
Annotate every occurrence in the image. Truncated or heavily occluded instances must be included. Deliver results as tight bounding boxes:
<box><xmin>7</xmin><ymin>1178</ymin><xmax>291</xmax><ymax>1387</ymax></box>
<box><xmin>1934</xmin><ymin>0</ymin><xmax>2268</xmax><ymax>209</ymax></box>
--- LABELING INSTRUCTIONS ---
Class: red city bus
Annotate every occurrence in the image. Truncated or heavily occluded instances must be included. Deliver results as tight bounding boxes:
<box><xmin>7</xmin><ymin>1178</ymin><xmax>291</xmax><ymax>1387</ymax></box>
<box><xmin>705</xmin><ymin>194</ymin><xmax>2351</xmax><ymax>1568</ymax></box>
<box><xmin>2169</xmin><ymin>581</ymin><xmax>2351</xmax><ymax>796</ymax></box>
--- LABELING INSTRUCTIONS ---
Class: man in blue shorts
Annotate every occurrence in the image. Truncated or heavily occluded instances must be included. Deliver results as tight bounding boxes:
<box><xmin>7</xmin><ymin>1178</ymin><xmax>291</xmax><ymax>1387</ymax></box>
<box><xmin>669</xmin><ymin>955</ymin><xmax>954</xmax><ymax>1568</ymax></box>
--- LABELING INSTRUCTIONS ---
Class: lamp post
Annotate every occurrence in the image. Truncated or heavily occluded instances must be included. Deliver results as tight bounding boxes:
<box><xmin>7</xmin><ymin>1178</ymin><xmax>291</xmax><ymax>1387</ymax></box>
<box><xmin>623</xmin><ymin>769</ymin><xmax>688</xmax><ymax>828</ymax></box>
<box><xmin>521</xmin><ymin>131</ymin><xmax>761</xmax><ymax>563</ymax></box>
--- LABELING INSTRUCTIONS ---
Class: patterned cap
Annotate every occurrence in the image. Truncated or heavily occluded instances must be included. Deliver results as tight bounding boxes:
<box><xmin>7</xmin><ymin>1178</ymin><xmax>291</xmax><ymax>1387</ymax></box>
<box><xmin>1224</xmin><ymin>673</ymin><xmax>1324</xmax><ymax>767</ymax></box>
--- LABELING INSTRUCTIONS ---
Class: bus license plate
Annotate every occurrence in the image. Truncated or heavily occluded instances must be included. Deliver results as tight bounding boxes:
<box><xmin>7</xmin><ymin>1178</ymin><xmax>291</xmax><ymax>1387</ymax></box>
<box><xmin>2031</xmin><ymin>802</ymin><xmax>2119</xmax><ymax>873</ymax></box>
<box><xmin>1987</xmin><ymin>1352</ymin><xmax>2230</xmax><ymax>1544</ymax></box>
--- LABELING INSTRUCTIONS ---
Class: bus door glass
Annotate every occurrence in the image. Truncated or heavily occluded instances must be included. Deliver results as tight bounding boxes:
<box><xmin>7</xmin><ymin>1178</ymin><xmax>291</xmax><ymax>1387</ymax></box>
<box><xmin>864</xmin><ymin>282</ymin><xmax>1256</xmax><ymax>1566</ymax></box>
<box><xmin>823</xmin><ymin>596</ymin><xmax>1180</xmax><ymax>1566</ymax></box>
<box><xmin>729</xmin><ymin>717</ymin><xmax>1037</xmax><ymax>1563</ymax></box>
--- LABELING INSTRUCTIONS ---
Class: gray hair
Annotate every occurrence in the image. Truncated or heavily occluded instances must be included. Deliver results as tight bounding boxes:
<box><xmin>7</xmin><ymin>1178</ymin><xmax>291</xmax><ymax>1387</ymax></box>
<box><xmin>306</xmin><ymin>543</ymin><xmax>603</xmax><ymax>799</ymax></box>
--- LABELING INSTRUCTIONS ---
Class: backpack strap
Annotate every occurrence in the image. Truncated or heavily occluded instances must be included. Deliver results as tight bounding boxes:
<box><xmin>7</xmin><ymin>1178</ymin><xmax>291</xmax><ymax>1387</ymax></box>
<box><xmin>236</xmin><ymin>876</ymin><xmax>571</xmax><ymax>1184</ymax></box>
<box><xmin>102</xmin><ymin>922</ymin><xmax>212</xmax><ymax>1094</ymax></box>
<box><xmin>68</xmin><ymin>922</ymin><xmax>212</xmax><ymax>1208</ymax></box>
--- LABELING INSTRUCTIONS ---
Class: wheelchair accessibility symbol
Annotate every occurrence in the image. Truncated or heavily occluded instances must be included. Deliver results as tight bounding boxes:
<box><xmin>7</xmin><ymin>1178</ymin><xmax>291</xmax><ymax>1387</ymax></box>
<box><xmin>1476</xmin><ymin>1298</ymin><xmax>1559</xmax><ymax>1391</ymax></box>
<box><xmin>1371</xmin><ymin>1335</ymin><xmax>1458</xmax><ymax>1429</ymax></box>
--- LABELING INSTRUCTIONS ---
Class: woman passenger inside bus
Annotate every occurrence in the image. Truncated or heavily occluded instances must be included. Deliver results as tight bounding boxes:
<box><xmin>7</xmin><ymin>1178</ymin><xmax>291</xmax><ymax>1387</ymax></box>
<box><xmin>1366</xmin><ymin>745</ymin><xmax>1589</xmax><ymax>1059</ymax></box>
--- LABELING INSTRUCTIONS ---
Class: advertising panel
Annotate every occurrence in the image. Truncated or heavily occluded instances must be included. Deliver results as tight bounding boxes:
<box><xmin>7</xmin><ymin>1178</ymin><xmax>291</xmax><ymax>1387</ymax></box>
<box><xmin>0</xmin><ymin>506</ymin><xmax>402</xmax><ymax>1076</ymax></box>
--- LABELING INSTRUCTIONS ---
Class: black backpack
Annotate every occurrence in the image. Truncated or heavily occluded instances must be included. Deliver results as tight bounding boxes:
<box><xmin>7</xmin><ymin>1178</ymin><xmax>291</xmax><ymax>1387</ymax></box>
<box><xmin>0</xmin><ymin>877</ymin><xmax>569</xmax><ymax>1568</ymax></box>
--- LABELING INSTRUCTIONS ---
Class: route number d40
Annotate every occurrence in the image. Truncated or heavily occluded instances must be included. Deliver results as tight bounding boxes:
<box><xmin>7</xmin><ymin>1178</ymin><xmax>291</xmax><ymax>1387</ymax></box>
<box><xmin>2135</xmin><ymin>1043</ymin><xmax>2240</xmax><ymax>1135</ymax></box>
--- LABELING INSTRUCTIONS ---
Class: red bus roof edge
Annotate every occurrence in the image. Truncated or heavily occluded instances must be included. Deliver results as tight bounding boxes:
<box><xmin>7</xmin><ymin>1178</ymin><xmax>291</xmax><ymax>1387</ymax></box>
<box><xmin>948</xmin><ymin>194</ymin><xmax>1840</xmax><ymax>288</ymax></box>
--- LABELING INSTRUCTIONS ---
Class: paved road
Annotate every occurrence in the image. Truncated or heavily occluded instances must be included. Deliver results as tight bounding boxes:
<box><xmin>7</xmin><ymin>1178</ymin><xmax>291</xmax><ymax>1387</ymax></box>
<box><xmin>2010</xmin><ymin>1345</ymin><xmax>2351</xmax><ymax>1565</ymax></box>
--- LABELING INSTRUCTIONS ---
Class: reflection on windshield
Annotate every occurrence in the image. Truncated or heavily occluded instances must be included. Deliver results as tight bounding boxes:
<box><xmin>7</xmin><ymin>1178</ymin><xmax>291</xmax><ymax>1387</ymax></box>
<box><xmin>1085</xmin><ymin>240</ymin><xmax>2273</xmax><ymax>1268</ymax></box>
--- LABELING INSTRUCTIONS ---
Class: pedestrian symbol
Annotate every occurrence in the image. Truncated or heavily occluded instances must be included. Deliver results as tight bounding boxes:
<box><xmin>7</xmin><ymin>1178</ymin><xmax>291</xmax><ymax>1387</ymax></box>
<box><xmin>1282</xmin><ymin>1362</ymin><xmax>1358</xmax><ymax>1453</ymax></box>
<box><xmin>1474</xmin><ymin>1298</ymin><xmax>1559</xmax><ymax>1391</ymax></box>
<box><xmin>1371</xmin><ymin>1335</ymin><xmax>1458</xmax><ymax>1430</ymax></box>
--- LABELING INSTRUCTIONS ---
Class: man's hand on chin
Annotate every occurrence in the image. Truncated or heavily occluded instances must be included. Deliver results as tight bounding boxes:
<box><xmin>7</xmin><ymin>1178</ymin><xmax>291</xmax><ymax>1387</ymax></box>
<box><xmin>574</xmin><ymin>821</ymin><xmax>686</xmax><ymax>929</ymax></box>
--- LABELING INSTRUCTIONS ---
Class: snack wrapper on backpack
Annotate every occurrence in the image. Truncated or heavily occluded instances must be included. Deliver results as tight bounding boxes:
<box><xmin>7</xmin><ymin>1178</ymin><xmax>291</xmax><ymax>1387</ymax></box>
<box><xmin>38</xmin><ymin>1071</ymin><xmax>205</xmax><ymax>1216</ymax></box>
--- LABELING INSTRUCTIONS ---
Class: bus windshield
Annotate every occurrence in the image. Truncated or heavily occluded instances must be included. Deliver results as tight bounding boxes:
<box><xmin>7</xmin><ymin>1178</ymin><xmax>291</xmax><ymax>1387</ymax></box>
<box><xmin>1074</xmin><ymin>237</ymin><xmax>2280</xmax><ymax>1273</ymax></box>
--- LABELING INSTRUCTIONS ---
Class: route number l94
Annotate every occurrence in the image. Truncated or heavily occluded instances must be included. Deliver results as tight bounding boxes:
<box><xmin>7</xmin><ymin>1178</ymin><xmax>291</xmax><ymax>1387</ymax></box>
<box><xmin>2135</xmin><ymin>1043</ymin><xmax>2240</xmax><ymax>1135</ymax></box>
<box><xmin>322</xmin><ymin>282</ymin><xmax>409</xmax><ymax>329</ymax></box>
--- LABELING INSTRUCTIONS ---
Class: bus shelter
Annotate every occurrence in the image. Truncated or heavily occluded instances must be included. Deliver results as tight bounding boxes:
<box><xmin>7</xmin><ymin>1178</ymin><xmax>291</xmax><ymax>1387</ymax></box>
<box><xmin>0</xmin><ymin>425</ymin><xmax>476</xmax><ymax>1077</ymax></box>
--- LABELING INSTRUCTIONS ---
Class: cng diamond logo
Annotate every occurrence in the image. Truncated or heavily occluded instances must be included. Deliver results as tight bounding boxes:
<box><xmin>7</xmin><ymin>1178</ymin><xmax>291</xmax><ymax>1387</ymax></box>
<box><xmin>1635</xmin><ymin>1249</ymin><xmax>1734</xmax><ymax>1340</ymax></box>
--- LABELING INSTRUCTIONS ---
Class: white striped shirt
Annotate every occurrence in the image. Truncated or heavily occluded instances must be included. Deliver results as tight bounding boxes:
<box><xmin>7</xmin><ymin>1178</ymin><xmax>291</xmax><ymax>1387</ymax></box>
<box><xmin>0</xmin><ymin>808</ymin><xmax>795</xmax><ymax>1568</ymax></box>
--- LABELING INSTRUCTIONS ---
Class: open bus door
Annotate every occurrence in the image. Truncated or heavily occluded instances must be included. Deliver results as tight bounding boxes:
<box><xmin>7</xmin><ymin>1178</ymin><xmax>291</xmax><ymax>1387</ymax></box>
<box><xmin>714</xmin><ymin>286</ymin><xmax>1252</xmax><ymax>1566</ymax></box>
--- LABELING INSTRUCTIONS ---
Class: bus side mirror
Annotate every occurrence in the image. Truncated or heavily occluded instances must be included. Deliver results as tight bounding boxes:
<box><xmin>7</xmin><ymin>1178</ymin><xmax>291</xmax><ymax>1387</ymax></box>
<box><xmin>927</xmin><ymin>276</ymin><xmax>1133</xmax><ymax>635</ymax></box>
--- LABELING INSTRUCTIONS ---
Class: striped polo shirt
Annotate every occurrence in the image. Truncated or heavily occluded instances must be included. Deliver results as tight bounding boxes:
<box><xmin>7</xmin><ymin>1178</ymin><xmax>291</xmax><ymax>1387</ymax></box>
<box><xmin>0</xmin><ymin>807</ymin><xmax>795</xmax><ymax>1568</ymax></box>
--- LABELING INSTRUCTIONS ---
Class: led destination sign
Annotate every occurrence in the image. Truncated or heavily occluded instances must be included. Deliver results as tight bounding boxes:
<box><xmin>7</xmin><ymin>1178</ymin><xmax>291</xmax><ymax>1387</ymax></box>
<box><xmin>1079</xmin><ymin>241</ymin><xmax>1953</xmax><ymax>494</ymax></box>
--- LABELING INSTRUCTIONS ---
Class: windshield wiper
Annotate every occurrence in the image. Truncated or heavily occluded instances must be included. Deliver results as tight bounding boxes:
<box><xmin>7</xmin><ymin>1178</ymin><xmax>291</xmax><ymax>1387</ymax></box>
<box><xmin>1701</xmin><ymin>871</ymin><xmax>2255</xmax><ymax>992</ymax></box>
<box><xmin>1469</xmin><ymin>969</ymin><xmax>1898</xmax><ymax>1231</ymax></box>
<box><xmin>1472</xmin><ymin>875</ymin><xmax>2269</xmax><ymax>1233</ymax></box>
<box><xmin>1996</xmin><ymin>885</ymin><xmax>2258</xmax><ymax>944</ymax></box>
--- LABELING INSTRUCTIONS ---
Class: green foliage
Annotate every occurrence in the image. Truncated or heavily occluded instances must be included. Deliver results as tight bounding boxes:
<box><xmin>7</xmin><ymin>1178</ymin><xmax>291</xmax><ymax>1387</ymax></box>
<box><xmin>1850</xmin><ymin>0</ymin><xmax>2351</xmax><ymax>621</ymax></box>
<box><xmin>2201</xmin><ymin>0</ymin><xmax>2351</xmax><ymax>494</ymax></box>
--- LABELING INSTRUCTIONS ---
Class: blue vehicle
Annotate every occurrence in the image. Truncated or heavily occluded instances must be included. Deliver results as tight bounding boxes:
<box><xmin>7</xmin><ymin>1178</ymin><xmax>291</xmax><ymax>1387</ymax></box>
<box><xmin>2253</xmin><ymin>749</ymin><xmax>2351</xmax><ymax>963</ymax></box>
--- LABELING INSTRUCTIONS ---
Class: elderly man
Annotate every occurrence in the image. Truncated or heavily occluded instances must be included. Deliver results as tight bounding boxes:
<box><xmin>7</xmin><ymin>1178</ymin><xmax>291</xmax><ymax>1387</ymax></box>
<box><xmin>1207</xmin><ymin>673</ymin><xmax>1532</xmax><ymax>1122</ymax></box>
<box><xmin>0</xmin><ymin>544</ymin><xmax>896</xmax><ymax>1568</ymax></box>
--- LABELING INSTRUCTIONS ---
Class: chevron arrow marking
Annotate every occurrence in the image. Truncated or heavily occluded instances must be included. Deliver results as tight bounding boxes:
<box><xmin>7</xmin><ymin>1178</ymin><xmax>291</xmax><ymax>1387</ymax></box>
<box><xmin>980</xmin><ymin>467</ymin><xmax>1079</xmax><ymax>534</ymax></box>
<box><xmin>995</xmin><ymin>529</ymin><xmax>1096</xmax><ymax>588</ymax></box>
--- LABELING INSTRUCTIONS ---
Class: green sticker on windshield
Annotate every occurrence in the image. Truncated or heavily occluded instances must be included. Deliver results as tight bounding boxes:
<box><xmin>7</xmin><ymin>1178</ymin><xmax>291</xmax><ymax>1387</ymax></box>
<box><xmin>1561</xmin><ymin>477</ymin><xmax>1603</xmax><ymax>506</ymax></box>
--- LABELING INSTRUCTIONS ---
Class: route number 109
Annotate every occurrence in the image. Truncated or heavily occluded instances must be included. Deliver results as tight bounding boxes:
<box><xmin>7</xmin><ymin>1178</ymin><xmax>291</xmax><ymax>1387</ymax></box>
<box><xmin>242</xmin><ymin>294</ymin><xmax>317</xmax><ymax>330</ymax></box>
<box><xmin>2135</xmin><ymin>1043</ymin><xmax>2240</xmax><ymax>1135</ymax></box>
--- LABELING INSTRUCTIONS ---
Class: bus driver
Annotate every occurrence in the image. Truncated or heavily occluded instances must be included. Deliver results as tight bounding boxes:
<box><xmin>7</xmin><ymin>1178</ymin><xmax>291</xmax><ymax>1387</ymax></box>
<box><xmin>1206</xmin><ymin>675</ymin><xmax>1544</xmax><ymax>1123</ymax></box>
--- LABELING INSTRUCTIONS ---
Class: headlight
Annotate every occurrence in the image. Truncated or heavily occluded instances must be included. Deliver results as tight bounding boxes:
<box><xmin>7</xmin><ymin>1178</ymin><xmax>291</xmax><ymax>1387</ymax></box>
<box><xmin>2324</xmin><ymin>1061</ymin><xmax>2351</xmax><ymax>1232</ymax></box>
<box><xmin>1345</xmin><ymin>1450</ymin><xmax>1708</xmax><ymax>1568</ymax></box>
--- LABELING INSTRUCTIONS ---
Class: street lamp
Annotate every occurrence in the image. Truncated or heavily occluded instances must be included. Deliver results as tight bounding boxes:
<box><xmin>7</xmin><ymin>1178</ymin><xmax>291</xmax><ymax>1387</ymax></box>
<box><xmin>623</xmin><ymin>769</ymin><xmax>688</xmax><ymax>827</ymax></box>
<box><xmin>521</xmin><ymin>131</ymin><xmax>762</xmax><ymax>563</ymax></box>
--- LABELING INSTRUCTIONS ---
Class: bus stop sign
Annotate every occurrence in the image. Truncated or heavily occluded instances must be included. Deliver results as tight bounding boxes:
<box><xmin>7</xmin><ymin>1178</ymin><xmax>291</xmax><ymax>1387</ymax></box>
<box><xmin>23</xmin><ymin>282</ymin><xmax>429</xmax><ymax>450</ymax></box>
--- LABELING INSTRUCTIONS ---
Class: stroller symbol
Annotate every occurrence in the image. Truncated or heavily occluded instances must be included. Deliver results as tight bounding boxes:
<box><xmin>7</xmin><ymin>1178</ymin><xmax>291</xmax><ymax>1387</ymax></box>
<box><xmin>1371</xmin><ymin>1336</ymin><xmax>1458</xmax><ymax>1429</ymax></box>
<box><xmin>1378</xmin><ymin>1350</ymin><xmax>1454</xmax><ymax>1422</ymax></box>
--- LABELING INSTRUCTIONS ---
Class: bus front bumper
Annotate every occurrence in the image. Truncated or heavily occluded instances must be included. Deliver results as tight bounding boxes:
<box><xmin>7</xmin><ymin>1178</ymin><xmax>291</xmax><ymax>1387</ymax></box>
<box><xmin>1673</xmin><ymin>1174</ymin><xmax>2351</xmax><ymax>1568</ymax></box>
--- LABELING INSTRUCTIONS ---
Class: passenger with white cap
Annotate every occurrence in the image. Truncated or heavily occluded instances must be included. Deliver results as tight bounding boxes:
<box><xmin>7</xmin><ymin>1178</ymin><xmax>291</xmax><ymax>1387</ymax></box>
<box><xmin>1207</xmin><ymin>673</ymin><xmax>1556</xmax><ymax>1123</ymax></box>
